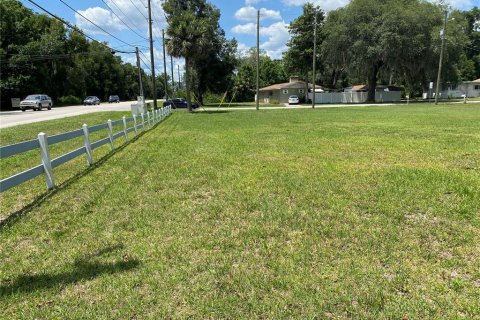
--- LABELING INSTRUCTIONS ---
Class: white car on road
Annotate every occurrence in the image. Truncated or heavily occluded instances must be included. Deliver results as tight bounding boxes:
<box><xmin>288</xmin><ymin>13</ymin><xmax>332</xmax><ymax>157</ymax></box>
<box><xmin>20</xmin><ymin>94</ymin><xmax>52</xmax><ymax>111</ymax></box>
<box><xmin>288</xmin><ymin>95</ymin><xmax>299</xmax><ymax>104</ymax></box>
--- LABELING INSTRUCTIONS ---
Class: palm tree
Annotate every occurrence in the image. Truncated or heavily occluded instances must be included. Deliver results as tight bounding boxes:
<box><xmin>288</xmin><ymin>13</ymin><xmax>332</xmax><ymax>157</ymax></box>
<box><xmin>163</xmin><ymin>0</ymin><xmax>220</xmax><ymax>112</ymax></box>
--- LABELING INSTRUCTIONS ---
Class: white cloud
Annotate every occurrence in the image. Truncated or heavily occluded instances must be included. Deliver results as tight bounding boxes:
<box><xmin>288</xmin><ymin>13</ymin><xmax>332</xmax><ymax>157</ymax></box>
<box><xmin>427</xmin><ymin>0</ymin><xmax>475</xmax><ymax>9</ymax></box>
<box><xmin>282</xmin><ymin>0</ymin><xmax>349</xmax><ymax>11</ymax></box>
<box><xmin>75</xmin><ymin>0</ymin><xmax>166</xmax><ymax>40</ymax></box>
<box><xmin>75</xmin><ymin>7</ymin><xmax>124</xmax><ymax>34</ymax></box>
<box><xmin>232</xmin><ymin>21</ymin><xmax>290</xmax><ymax>59</ymax></box>
<box><xmin>235</xmin><ymin>6</ymin><xmax>282</xmax><ymax>21</ymax></box>
<box><xmin>232</xmin><ymin>22</ymin><xmax>257</xmax><ymax>34</ymax></box>
<box><xmin>259</xmin><ymin>22</ymin><xmax>290</xmax><ymax>59</ymax></box>
<box><xmin>236</xmin><ymin>42</ymin><xmax>252</xmax><ymax>57</ymax></box>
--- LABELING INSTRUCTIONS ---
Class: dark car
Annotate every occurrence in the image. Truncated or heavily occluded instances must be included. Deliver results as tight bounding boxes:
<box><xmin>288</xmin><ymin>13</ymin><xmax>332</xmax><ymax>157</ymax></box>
<box><xmin>83</xmin><ymin>96</ymin><xmax>100</xmax><ymax>105</ymax></box>
<box><xmin>163</xmin><ymin>98</ymin><xmax>199</xmax><ymax>109</ymax></box>
<box><xmin>108</xmin><ymin>95</ymin><xmax>120</xmax><ymax>103</ymax></box>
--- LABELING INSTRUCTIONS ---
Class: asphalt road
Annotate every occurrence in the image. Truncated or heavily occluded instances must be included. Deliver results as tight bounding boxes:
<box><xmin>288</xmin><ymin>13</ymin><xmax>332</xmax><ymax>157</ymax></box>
<box><xmin>0</xmin><ymin>101</ymin><xmax>138</xmax><ymax>129</ymax></box>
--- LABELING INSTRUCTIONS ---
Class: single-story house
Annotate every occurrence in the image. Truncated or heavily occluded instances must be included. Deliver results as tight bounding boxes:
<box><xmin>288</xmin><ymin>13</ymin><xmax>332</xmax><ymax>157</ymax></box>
<box><xmin>423</xmin><ymin>79</ymin><xmax>480</xmax><ymax>99</ymax></box>
<box><xmin>257</xmin><ymin>77</ymin><xmax>313</xmax><ymax>103</ymax></box>
<box><xmin>448</xmin><ymin>79</ymin><xmax>480</xmax><ymax>98</ymax></box>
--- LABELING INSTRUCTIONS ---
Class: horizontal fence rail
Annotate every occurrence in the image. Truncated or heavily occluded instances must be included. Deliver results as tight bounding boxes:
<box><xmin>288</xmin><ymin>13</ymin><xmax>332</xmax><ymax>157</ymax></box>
<box><xmin>0</xmin><ymin>106</ymin><xmax>172</xmax><ymax>193</ymax></box>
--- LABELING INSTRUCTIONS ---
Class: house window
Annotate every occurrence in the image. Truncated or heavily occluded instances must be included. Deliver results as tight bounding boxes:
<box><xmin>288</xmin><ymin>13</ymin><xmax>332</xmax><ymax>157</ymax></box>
<box><xmin>475</xmin><ymin>85</ymin><xmax>480</xmax><ymax>90</ymax></box>
<box><xmin>298</xmin><ymin>89</ymin><xmax>305</xmax><ymax>94</ymax></box>
<box><xmin>282</xmin><ymin>89</ymin><xmax>288</xmax><ymax>94</ymax></box>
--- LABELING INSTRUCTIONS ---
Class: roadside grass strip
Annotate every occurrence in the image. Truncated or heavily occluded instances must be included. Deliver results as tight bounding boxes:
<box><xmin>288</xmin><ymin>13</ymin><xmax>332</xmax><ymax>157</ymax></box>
<box><xmin>0</xmin><ymin>104</ymin><xmax>479</xmax><ymax>318</ymax></box>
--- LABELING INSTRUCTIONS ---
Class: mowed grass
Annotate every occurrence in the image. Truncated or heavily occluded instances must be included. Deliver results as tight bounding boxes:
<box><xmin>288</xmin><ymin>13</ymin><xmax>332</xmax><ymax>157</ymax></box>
<box><xmin>1</xmin><ymin>104</ymin><xmax>479</xmax><ymax>319</ymax></box>
<box><xmin>0</xmin><ymin>111</ymin><xmax>144</xmax><ymax>214</ymax></box>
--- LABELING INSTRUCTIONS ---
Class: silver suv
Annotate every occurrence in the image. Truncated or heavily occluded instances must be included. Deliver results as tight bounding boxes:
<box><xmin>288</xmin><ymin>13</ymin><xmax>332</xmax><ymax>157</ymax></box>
<box><xmin>20</xmin><ymin>94</ymin><xmax>53</xmax><ymax>111</ymax></box>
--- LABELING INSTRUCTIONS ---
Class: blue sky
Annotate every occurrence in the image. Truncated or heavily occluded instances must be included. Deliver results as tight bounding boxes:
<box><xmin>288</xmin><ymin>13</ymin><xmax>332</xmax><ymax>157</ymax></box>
<box><xmin>21</xmin><ymin>0</ymin><xmax>478</xmax><ymax>76</ymax></box>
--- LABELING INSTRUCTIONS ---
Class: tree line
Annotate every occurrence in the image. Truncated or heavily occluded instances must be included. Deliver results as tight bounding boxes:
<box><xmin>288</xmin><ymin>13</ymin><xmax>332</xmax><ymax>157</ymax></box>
<box><xmin>0</xmin><ymin>0</ymin><xmax>169</xmax><ymax>109</ymax></box>
<box><xmin>1</xmin><ymin>0</ymin><xmax>479</xmax><ymax>110</ymax></box>
<box><xmin>284</xmin><ymin>1</ymin><xmax>480</xmax><ymax>102</ymax></box>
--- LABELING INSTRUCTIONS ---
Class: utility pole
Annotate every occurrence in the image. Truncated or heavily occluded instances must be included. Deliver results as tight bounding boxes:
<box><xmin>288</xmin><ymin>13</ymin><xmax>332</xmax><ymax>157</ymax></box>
<box><xmin>256</xmin><ymin>9</ymin><xmax>260</xmax><ymax>111</ymax></box>
<box><xmin>162</xmin><ymin>29</ymin><xmax>168</xmax><ymax>100</ymax></box>
<box><xmin>147</xmin><ymin>0</ymin><xmax>157</xmax><ymax>109</ymax></box>
<box><xmin>170</xmin><ymin>56</ymin><xmax>175</xmax><ymax>95</ymax></box>
<box><xmin>312</xmin><ymin>12</ymin><xmax>317</xmax><ymax>109</ymax></box>
<box><xmin>435</xmin><ymin>10</ymin><xmax>448</xmax><ymax>105</ymax></box>
<box><xmin>135</xmin><ymin>47</ymin><xmax>144</xmax><ymax>101</ymax></box>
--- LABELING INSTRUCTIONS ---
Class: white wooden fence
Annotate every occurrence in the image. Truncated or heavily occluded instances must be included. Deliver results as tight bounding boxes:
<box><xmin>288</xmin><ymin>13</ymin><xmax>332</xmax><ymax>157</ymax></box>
<box><xmin>0</xmin><ymin>106</ymin><xmax>171</xmax><ymax>193</ymax></box>
<box><xmin>308</xmin><ymin>91</ymin><xmax>402</xmax><ymax>104</ymax></box>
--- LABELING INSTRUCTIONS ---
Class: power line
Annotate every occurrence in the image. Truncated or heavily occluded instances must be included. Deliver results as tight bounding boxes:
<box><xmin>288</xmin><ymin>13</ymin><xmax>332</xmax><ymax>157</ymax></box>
<box><xmin>108</xmin><ymin>0</ymin><xmax>147</xmax><ymax>35</ymax></box>
<box><xmin>26</xmin><ymin>0</ymin><xmax>134</xmax><ymax>54</ymax></box>
<box><xmin>99</xmin><ymin>0</ymin><xmax>149</xmax><ymax>41</ymax></box>
<box><xmin>139</xmin><ymin>58</ymin><xmax>151</xmax><ymax>71</ymax></box>
<box><xmin>58</xmin><ymin>0</ymin><xmax>136</xmax><ymax>48</ymax></box>
<box><xmin>139</xmin><ymin>50</ymin><xmax>151</xmax><ymax>64</ymax></box>
<box><xmin>129</xmin><ymin>0</ymin><xmax>148</xmax><ymax>20</ymax></box>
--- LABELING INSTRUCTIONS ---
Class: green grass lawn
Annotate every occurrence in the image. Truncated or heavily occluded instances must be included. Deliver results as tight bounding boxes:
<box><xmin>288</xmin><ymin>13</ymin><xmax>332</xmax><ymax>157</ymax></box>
<box><xmin>204</xmin><ymin>102</ymin><xmax>284</xmax><ymax>108</ymax></box>
<box><xmin>1</xmin><ymin>104</ymin><xmax>479</xmax><ymax>319</ymax></box>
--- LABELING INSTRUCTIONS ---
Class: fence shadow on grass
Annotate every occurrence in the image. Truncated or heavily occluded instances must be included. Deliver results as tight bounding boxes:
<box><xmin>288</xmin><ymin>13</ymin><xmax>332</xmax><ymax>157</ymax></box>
<box><xmin>0</xmin><ymin>125</ymin><xmax>152</xmax><ymax>230</ymax></box>
<box><xmin>0</xmin><ymin>245</ymin><xmax>140</xmax><ymax>297</ymax></box>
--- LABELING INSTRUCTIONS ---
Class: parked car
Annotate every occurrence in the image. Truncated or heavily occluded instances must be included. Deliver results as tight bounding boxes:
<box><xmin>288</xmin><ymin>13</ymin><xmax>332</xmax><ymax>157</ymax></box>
<box><xmin>288</xmin><ymin>95</ymin><xmax>300</xmax><ymax>105</ymax></box>
<box><xmin>20</xmin><ymin>94</ymin><xmax>52</xmax><ymax>111</ymax></box>
<box><xmin>108</xmin><ymin>95</ymin><xmax>120</xmax><ymax>103</ymax></box>
<box><xmin>163</xmin><ymin>98</ymin><xmax>199</xmax><ymax>109</ymax></box>
<box><xmin>83</xmin><ymin>96</ymin><xmax>100</xmax><ymax>105</ymax></box>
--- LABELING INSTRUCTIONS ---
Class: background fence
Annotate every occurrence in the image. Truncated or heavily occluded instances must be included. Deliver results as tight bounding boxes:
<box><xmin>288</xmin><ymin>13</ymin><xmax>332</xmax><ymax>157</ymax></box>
<box><xmin>308</xmin><ymin>91</ymin><xmax>402</xmax><ymax>104</ymax></box>
<box><xmin>0</xmin><ymin>106</ymin><xmax>171</xmax><ymax>193</ymax></box>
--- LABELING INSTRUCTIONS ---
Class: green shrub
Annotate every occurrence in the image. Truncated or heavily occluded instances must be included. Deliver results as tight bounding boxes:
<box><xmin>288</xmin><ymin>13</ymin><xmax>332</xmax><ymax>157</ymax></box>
<box><xmin>57</xmin><ymin>95</ymin><xmax>82</xmax><ymax>106</ymax></box>
<box><xmin>270</xmin><ymin>99</ymin><xmax>280</xmax><ymax>105</ymax></box>
<box><xmin>203</xmin><ymin>91</ymin><xmax>224</xmax><ymax>104</ymax></box>
<box><xmin>174</xmin><ymin>90</ymin><xmax>187</xmax><ymax>99</ymax></box>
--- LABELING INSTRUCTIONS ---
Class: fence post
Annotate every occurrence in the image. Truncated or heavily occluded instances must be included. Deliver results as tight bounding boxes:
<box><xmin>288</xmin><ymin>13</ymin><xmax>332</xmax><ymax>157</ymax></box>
<box><xmin>122</xmin><ymin>116</ymin><xmax>128</xmax><ymax>141</ymax></box>
<box><xmin>107</xmin><ymin>119</ymin><xmax>115</xmax><ymax>150</ymax></box>
<box><xmin>82</xmin><ymin>124</ymin><xmax>93</xmax><ymax>165</ymax></box>
<box><xmin>141</xmin><ymin>113</ymin><xmax>145</xmax><ymax>131</ymax></box>
<box><xmin>147</xmin><ymin>111</ymin><xmax>151</xmax><ymax>127</ymax></box>
<box><xmin>38</xmin><ymin>132</ymin><xmax>55</xmax><ymax>190</ymax></box>
<box><xmin>133</xmin><ymin>114</ymin><xmax>138</xmax><ymax>135</ymax></box>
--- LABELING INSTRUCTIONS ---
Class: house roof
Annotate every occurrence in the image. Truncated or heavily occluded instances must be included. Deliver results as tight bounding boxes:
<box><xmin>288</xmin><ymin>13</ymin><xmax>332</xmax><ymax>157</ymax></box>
<box><xmin>259</xmin><ymin>81</ymin><xmax>313</xmax><ymax>91</ymax></box>
<box><xmin>473</xmin><ymin>79</ymin><xmax>480</xmax><ymax>83</ymax></box>
<box><xmin>351</xmin><ymin>85</ymin><xmax>368</xmax><ymax>91</ymax></box>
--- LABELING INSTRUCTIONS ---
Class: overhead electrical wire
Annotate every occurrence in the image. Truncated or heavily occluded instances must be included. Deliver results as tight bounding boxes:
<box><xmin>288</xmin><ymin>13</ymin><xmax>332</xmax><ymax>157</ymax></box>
<box><xmin>107</xmin><ymin>0</ymin><xmax>147</xmax><ymax>35</ymax></box>
<box><xmin>25</xmin><ymin>0</ymin><xmax>134</xmax><ymax>55</ymax></box>
<box><xmin>99</xmin><ymin>0</ymin><xmax>149</xmax><ymax>41</ymax></box>
<box><xmin>58</xmin><ymin>0</ymin><xmax>136</xmax><ymax>48</ymax></box>
<box><xmin>129</xmin><ymin>0</ymin><xmax>148</xmax><ymax>20</ymax></box>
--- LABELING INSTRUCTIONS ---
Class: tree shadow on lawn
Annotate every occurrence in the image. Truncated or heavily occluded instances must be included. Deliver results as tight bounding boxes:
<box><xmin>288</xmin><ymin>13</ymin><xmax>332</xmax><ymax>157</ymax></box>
<box><xmin>0</xmin><ymin>245</ymin><xmax>140</xmax><ymax>297</ymax></box>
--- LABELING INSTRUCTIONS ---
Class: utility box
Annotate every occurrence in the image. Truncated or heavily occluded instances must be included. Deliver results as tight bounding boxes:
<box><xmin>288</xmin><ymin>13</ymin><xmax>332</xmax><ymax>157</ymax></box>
<box><xmin>11</xmin><ymin>98</ymin><xmax>20</xmax><ymax>109</ymax></box>
<box><xmin>131</xmin><ymin>102</ymin><xmax>145</xmax><ymax>116</ymax></box>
